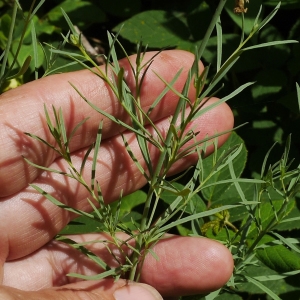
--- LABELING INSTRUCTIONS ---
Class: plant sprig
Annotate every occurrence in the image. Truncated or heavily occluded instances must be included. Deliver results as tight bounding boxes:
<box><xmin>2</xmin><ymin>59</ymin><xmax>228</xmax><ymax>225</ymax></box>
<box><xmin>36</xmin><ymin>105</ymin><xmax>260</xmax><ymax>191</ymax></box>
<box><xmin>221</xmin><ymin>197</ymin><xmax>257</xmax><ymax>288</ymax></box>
<box><xmin>23</xmin><ymin>1</ymin><xmax>300</xmax><ymax>298</ymax></box>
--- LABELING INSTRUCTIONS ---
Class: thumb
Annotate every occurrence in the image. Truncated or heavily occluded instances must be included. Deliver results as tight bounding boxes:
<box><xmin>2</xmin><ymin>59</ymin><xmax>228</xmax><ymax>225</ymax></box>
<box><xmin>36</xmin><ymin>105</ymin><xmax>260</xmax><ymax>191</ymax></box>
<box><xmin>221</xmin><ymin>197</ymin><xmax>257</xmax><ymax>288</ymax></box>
<box><xmin>113</xmin><ymin>282</ymin><xmax>163</xmax><ymax>300</ymax></box>
<box><xmin>0</xmin><ymin>280</ymin><xmax>163</xmax><ymax>300</ymax></box>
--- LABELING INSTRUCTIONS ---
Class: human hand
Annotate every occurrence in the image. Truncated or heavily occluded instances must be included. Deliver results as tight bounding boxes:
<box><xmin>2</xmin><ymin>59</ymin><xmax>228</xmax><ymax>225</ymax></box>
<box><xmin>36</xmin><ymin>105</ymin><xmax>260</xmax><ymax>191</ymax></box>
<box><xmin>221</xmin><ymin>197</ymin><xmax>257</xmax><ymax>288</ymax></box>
<box><xmin>0</xmin><ymin>50</ymin><xmax>234</xmax><ymax>299</ymax></box>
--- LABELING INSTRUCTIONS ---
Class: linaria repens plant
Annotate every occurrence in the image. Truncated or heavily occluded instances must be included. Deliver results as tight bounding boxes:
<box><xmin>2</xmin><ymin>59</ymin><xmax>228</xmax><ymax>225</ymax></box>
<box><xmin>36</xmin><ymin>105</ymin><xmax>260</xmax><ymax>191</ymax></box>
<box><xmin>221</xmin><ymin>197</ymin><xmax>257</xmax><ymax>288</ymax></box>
<box><xmin>24</xmin><ymin>1</ymin><xmax>300</xmax><ymax>299</ymax></box>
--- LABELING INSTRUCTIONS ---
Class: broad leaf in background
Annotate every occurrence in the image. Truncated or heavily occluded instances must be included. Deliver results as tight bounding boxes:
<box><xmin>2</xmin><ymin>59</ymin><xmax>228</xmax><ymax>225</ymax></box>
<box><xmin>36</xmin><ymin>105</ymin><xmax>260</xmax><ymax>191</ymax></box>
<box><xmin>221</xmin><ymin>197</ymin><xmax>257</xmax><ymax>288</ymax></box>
<box><xmin>201</xmin><ymin>132</ymin><xmax>247</xmax><ymax>203</ymax></box>
<box><xmin>109</xmin><ymin>190</ymin><xmax>146</xmax><ymax>230</ymax></box>
<box><xmin>114</xmin><ymin>10</ymin><xmax>194</xmax><ymax>50</ymax></box>
<box><xmin>236</xmin><ymin>260</ymin><xmax>300</xmax><ymax>296</ymax></box>
<box><xmin>256</xmin><ymin>244</ymin><xmax>300</xmax><ymax>272</ymax></box>
<box><xmin>47</xmin><ymin>0</ymin><xmax>105</xmax><ymax>29</ymax></box>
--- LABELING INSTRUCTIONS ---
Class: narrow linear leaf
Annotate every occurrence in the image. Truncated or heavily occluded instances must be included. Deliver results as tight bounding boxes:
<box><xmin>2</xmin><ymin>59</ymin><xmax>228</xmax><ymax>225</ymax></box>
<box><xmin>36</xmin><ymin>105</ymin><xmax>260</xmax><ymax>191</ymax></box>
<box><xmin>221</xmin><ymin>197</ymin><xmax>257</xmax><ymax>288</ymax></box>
<box><xmin>193</xmin><ymin>82</ymin><xmax>254</xmax><ymax>120</ymax></box>
<box><xmin>252</xmin><ymin>2</ymin><xmax>279</xmax><ymax>34</ymax></box>
<box><xmin>59</xmin><ymin>108</ymin><xmax>68</xmax><ymax>146</ymax></box>
<box><xmin>31</xmin><ymin>19</ymin><xmax>38</xmax><ymax>80</ymax></box>
<box><xmin>107</xmin><ymin>31</ymin><xmax>121</xmax><ymax>74</ymax></box>
<box><xmin>229</xmin><ymin>160</ymin><xmax>247</xmax><ymax>203</ymax></box>
<box><xmin>91</xmin><ymin>121</ymin><xmax>103</xmax><ymax>190</ymax></box>
<box><xmin>69</xmin><ymin>117</ymin><xmax>90</xmax><ymax>142</ymax></box>
<box><xmin>44</xmin><ymin>61</ymin><xmax>80</xmax><ymax>76</ymax></box>
<box><xmin>148</xmin><ymin>69</ymin><xmax>183</xmax><ymax>115</ymax></box>
<box><xmin>261</xmin><ymin>142</ymin><xmax>277</xmax><ymax>178</ymax></box>
<box><xmin>153</xmin><ymin>70</ymin><xmax>190</xmax><ymax>103</ymax></box>
<box><xmin>216</xmin><ymin>17</ymin><xmax>222</xmax><ymax>72</ymax></box>
<box><xmin>28</xmin><ymin>0</ymin><xmax>46</xmax><ymax>22</ymax></box>
<box><xmin>68</xmin><ymin>269</ymin><xmax>119</xmax><ymax>280</ymax></box>
<box><xmin>23</xmin><ymin>157</ymin><xmax>68</xmax><ymax>176</ymax></box>
<box><xmin>244</xmin><ymin>276</ymin><xmax>281</xmax><ymax>300</ymax></box>
<box><xmin>157</xmin><ymin>204</ymin><xmax>241</xmax><ymax>233</ymax></box>
<box><xmin>60</xmin><ymin>8</ymin><xmax>77</xmax><ymax>36</ymax></box>
<box><xmin>253</xmin><ymin>270</ymin><xmax>300</xmax><ymax>281</ymax></box>
<box><xmin>57</xmin><ymin>236</ymin><xmax>108</xmax><ymax>270</ymax></box>
<box><xmin>30</xmin><ymin>184</ymin><xmax>95</xmax><ymax>219</ymax></box>
<box><xmin>243</xmin><ymin>40</ymin><xmax>298</xmax><ymax>51</ymax></box>
<box><xmin>80</xmin><ymin>142</ymin><xmax>94</xmax><ymax>175</ymax></box>
<box><xmin>271</xmin><ymin>231</ymin><xmax>300</xmax><ymax>254</ymax></box>
<box><xmin>296</xmin><ymin>82</ymin><xmax>300</xmax><ymax>112</ymax></box>
<box><xmin>208</xmin><ymin>56</ymin><xmax>240</xmax><ymax>94</ymax></box>
<box><xmin>121</xmin><ymin>134</ymin><xmax>149</xmax><ymax>181</ymax></box>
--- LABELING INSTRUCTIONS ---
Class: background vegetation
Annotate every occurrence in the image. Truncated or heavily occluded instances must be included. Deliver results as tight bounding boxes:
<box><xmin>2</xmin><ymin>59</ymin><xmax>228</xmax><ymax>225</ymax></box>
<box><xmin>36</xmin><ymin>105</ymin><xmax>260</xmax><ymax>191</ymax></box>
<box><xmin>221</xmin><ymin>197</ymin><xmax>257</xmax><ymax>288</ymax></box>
<box><xmin>1</xmin><ymin>0</ymin><xmax>300</xmax><ymax>299</ymax></box>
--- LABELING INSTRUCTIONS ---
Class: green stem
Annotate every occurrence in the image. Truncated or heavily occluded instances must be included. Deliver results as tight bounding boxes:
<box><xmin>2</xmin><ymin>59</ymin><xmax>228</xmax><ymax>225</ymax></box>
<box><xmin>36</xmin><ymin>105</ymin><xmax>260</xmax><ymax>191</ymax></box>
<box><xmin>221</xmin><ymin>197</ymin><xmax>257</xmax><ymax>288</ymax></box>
<box><xmin>128</xmin><ymin>186</ymin><xmax>156</xmax><ymax>281</ymax></box>
<box><xmin>0</xmin><ymin>1</ymin><xmax>18</xmax><ymax>85</ymax></box>
<box><xmin>128</xmin><ymin>0</ymin><xmax>229</xmax><ymax>274</ymax></box>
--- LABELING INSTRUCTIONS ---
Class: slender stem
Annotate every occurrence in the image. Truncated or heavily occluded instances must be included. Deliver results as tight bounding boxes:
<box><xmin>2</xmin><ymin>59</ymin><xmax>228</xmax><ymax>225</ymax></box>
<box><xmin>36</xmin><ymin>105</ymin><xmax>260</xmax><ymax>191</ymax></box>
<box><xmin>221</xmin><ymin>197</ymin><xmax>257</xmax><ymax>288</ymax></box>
<box><xmin>129</xmin><ymin>186</ymin><xmax>156</xmax><ymax>281</ymax></box>
<box><xmin>9</xmin><ymin>1</ymin><xmax>37</xmax><ymax>74</ymax></box>
<box><xmin>0</xmin><ymin>1</ymin><xmax>18</xmax><ymax>84</ymax></box>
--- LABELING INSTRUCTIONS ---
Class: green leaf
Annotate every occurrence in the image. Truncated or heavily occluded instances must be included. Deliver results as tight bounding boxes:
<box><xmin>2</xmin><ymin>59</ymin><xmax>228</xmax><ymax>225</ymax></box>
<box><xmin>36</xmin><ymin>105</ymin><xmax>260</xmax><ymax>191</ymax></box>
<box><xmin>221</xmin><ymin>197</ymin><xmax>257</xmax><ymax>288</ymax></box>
<box><xmin>237</xmin><ymin>260</ymin><xmax>300</xmax><ymax>295</ymax></box>
<box><xmin>47</xmin><ymin>0</ymin><xmax>105</xmax><ymax>29</ymax></box>
<box><xmin>244</xmin><ymin>276</ymin><xmax>281</xmax><ymax>300</ymax></box>
<box><xmin>10</xmin><ymin>42</ymin><xmax>44</xmax><ymax>73</ymax></box>
<box><xmin>59</xmin><ymin>214</ymin><xmax>105</xmax><ymax>234</ymax></box>
<box><xmin>256</xmin><ymin>245</ymin><xmax>300</xmax><ymax>273</ymax></box>
<box><xmin>297</xmin><ymin>82</ymin><xmax>300</xmax><ymax>112</ymax></box>
<box><xmin>111</xmin><ymin>190</ymin><xmax>147</xmax><ymax>215</ymax></box>
<box><xmin>201</xmin><ymin>132</ymin><xmax>247</xmax><ymax>202</ymax></box>
<box><xmin>114</xmin><ymin>10</ymin><xmax>194</xmax><ymax>50</ymax></box>
<box><xmin>0</xmin><ymin>13</ymin><xmax>12</xmax><ymax>38</ymax></box>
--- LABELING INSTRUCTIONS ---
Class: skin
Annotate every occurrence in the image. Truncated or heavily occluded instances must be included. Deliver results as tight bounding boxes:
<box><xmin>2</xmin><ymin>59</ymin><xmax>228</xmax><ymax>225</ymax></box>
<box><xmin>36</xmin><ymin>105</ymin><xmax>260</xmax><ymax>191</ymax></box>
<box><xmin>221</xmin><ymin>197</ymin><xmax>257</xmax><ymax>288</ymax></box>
<box><xmin>0</xmin><ymin>50</ymin><xmax>234</xmax><ymax>299</ymax></box>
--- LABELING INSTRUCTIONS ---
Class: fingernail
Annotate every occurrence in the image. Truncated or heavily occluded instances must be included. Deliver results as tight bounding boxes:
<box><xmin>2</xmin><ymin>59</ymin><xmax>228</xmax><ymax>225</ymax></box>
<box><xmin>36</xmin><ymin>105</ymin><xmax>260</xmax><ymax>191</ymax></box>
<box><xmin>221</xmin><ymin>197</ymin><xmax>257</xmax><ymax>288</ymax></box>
<box><xmin>113</xmin><ymin>283</ymin><xmax>162</xmax><ymax>300</ymax></box>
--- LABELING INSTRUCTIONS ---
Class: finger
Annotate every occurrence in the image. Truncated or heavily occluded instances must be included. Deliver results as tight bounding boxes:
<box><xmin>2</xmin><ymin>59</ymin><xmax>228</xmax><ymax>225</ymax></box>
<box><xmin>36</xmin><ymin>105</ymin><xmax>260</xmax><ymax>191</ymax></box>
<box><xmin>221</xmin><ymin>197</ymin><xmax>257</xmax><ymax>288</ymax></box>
<box><xmin>3</xmin><ymin>233</ymin><xmax>233</xmax><ymax>297</ymax></box>
<box><xmin>140</xmin><ymin>235</ymin><xmax>233</xmax><ymax>296</ymax></box>
<box><xmin>1</xmin><ymin>97</ymin><xmax>233</xmax><ymax>261</ymax></box>
<box><xmin>0</xmin><ymin>50</ymin><xmax>202</xmax><ymax>197</ymax></box>
<box><xmin>0</xmin><ymin>280</ymin><xmax>162</xmax><ymax>300</ymax></box>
